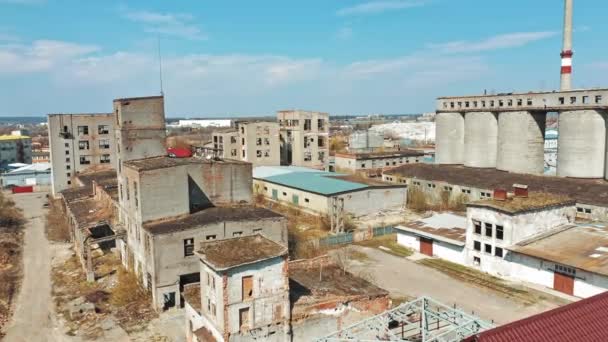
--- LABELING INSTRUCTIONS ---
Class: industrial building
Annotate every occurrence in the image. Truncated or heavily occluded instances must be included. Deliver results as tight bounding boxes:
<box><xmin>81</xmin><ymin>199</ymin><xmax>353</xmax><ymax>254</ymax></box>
<box><xmin>211</xmin><ymin>121</ymin><xmax>280</xmax><ymax>166</ymax></box>
<box><xmin>334</xmin><ymin>150</ymin><xmax>425</xmax><ymax>175</ymax></box>
<box><xmin>253</xmin><ymin>166</ymin><xmax>407</xmax><ymax>232</ymax></box>
<box><xmin>278</xmin><ymin>110</ymin><xmax>329</xmax><ymax>170</ymax></box>
<box><xmin>184</xmin><ymin>235</ymin><xmax>290</xmax><ymax>342</ymax></box>
<box><xmin>464</xmin><ymin>290</ymin><xmax>608</xmax><ymax>342</ymax></box>
<box><xmin>0</xmin><ymin>134</ymin><xmax>32</xmax><ymax>170</ymax></box>
<box><xmin>382</xmin><ymin>164</ymin><xmax>608</xmax><ymax>221</ymax></box>
<box><xmin>0</xmin><ymin>162</ymin><xmax>51</xmax><ymax>188</ymax></box>
<box><xmin>47</xmin><ymin>113</ymin><xmax>116</xmax><ymax>196</ymax></box>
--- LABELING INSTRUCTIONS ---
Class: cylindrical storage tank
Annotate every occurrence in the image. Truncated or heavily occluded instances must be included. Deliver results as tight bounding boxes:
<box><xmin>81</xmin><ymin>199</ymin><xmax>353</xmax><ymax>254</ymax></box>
<box><xmin>557</xmin><ymin>110</ymin><xmax>606</xmax><ymax>178</ymax></box>
<box><xmin>464</xmin><ymin>112</ymin><xmax>498</xmax><ymax>168</ymax></box>
<box><xmin>435</xmin><ymin>112</ymin><xmax>464</xmax><ymax>164</ymax></box>
<box><xmin>496</xmin><ymin>111</ymin><xmax>546</xmax><ymax>174</ymax></box>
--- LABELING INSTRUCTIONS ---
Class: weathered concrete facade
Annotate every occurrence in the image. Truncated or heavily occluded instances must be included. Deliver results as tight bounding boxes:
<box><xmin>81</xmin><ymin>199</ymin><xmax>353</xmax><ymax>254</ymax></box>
<box><xmin>334</xmin><ymin>150</ymin><xmax>424</xmax><ymax>175</ymax></box>
<box><xmin>213</xmin><ymin>121</ymin><xmax>280</xmax><ymax>166</ymax></box>
<box><xmin>278</xmin><ymin>110</ymin><xmax>329</xmax><ymax>169</ymax></box>
<box><xmin>48</xmin><ymin>113</ymin><xmax>116</xmax><ymax>196</ymax></box>
<box><xmin>0</xmin><ymin>135</ymin><xmax>32</xmax><ymax>170</ymax></box>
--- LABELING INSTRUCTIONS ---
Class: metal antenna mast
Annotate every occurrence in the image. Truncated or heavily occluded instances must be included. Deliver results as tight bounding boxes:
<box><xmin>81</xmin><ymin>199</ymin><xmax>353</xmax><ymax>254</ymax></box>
<box><xmin>157</xmin><ymin>35</ymin><xmax>164</xmax><ymax>96</ymax></box>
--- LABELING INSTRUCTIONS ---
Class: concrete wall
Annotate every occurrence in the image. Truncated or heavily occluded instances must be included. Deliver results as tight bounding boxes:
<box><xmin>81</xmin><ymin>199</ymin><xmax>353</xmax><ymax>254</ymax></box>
<box><xmin>278</xmin><ymin>110</ymin><xmax>329</xmax><ymax>169</ymax></box>
<box><xmin>240</xmin><ymin>122</ymin><xmax>280</xmax><ymax>167</ymax></box>
<box><xmin>145</xmin><ymin>217</ymin><xmax>286</xmax><ymax>310</ymax></box>
<box><xmin>0</xmin><ymin>137</ymin><xmax>32</xmax><ymax>169</ymax></box>
<box><xmin>557</xmin><ymin>109</ymin><xmax>606</xmax><ymax>178</ymax></box>
<box><xmin>48</xmin><ymin>113</ymin><xmax>115</xmax><ymax>196</ymax></box>
<box><xmin>213</xmin><ymin>131</ymin><xmax>239</xmax><ymax>159</ymax></box>
<box><xmin>496</xmin><ymin>111</ymin><xmax>546</xmax><ymax>175</ymax></box>
<box><xmin>435</xmin><ymin>112</ymin><xmax>464</xmax><ymax>165</ymax></box>
<box><xmin>334</xmin><ymin>155</ymin><xmax>421</xmax><ymax>173</ymax></box>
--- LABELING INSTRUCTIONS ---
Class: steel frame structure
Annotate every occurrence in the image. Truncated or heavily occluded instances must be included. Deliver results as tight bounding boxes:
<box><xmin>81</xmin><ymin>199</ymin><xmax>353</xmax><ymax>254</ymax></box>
<box><xmin>315</xmin><ymin>296</ymin><xmax>494</xmax><ymax>342</ymax></box>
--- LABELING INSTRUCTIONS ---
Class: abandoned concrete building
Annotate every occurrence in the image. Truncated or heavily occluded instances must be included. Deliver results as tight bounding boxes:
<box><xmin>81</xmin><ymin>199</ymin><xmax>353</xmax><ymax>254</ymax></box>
<box><xmin>334</xmin><ymin>150</ymin><xmax>425</xmax><ymax>176</ymax></box>
<box><xmin>278</xmin><ymin>110</ymin><xmax>329</xmax><ymax>170</ymax></box>
<box><xmin>184</xmin><ymin>235</ymin><xmax>290</xmax><ymax>342</ymax></box>
<box><xmin>183</xmin><ymin>245</ymin><xmax>390</xmax><ymax>342</ymax></box>
<box><xmin>211</xmin><ymin>121</ymin><xmax>280</xmax><ymax>166</ymax></box>
<box><xmin>253</xmin><ymin>166</ymin><xmax>407</xmax><ymax>232</ymax></box>
<box><xmin>382</xmin><ymin>163</ymin><xmax>608</xmax><ymax>221</ymax></box>
<box><xmin>48</xmin><ymin>113</ymin><xmax>116</xmax><ymax>196</ymax></box>
<box><xmin>0</xmin><ymin>134</ymin><xmax>32</xmax><ymax>170</ymax></box>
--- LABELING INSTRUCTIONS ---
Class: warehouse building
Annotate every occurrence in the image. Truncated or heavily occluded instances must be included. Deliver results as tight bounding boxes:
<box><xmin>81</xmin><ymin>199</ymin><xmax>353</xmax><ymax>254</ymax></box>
<box><xmin>253</xmin><ymin>166</ymin><xmax>407</xmax><ymax>232</ymax></box>
<box><xmin>382</xmin><ymin>163</ymin><xmax>608</xmax><ymax>221</ymax></box>
<box><xmin>334</xmin><ymin>150</ymin><xmax>425</xmax><ymax>176</ymax></box>
<box><xmin>0</xmin><ymin>162</ymin><xmax>51</xmax><ymax>188</ymax></box>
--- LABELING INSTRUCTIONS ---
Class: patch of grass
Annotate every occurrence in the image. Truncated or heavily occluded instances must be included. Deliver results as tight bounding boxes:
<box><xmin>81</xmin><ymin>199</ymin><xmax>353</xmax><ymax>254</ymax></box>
<box><xmin>418</xmin><ymin>258</ymin><xmax>537</xmax><ymax>304</ymax></box>
<box><xmin>390</xmin><ymin>295</ymin><xmax>414</xmax><ymax>308</ymax></box>
<box><xmin>45</xmin><ymin>198</ymin><xmax>70</xmax><ymax>242</ymax></box>
<box><xmin>349</xmin><ymin>249</ymin><xmax>370</xmax><ymax>262</ymax></box>
<box><xmin>356</xmin><ymin>234</ymin><xmax>413</xmax><ymax>258</ymax></box>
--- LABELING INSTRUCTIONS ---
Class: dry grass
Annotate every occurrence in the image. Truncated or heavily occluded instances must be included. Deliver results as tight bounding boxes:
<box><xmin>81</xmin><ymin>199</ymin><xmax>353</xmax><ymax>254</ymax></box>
<box><xmin>470</xmin><ymin>192</ymin><xmax>572</xmax><ymax>213</ymax></box>
<box><xmin>45</xmin><ymin>198</ymin><xmax>71</xmax><ymax>242</ymax></box>
<box><xmin>407</xmin><ymin>187</ymin><xmax>467</xmax><ymax>213</ymax></box>
<box><xmin>0</xmin><ymin>192</ymin><xmax>24</xmax><ymax>338</ymax></box>
<box><xmin>355</xmin><ymin>234</ymin><xmax>413</xmax><ymax>258</ymax></box>
<box><xmin>52</xmin><ymin>252</ymin><xmax>157</xmax><ymax>337</ymax></box>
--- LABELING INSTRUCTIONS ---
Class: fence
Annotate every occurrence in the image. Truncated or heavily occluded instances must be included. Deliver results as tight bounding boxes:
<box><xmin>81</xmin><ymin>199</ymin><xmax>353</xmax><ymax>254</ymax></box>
<box><xmin>318</xmin><ymin>226</ymin><xmax>395</xmax><ymax>247</ymax></box>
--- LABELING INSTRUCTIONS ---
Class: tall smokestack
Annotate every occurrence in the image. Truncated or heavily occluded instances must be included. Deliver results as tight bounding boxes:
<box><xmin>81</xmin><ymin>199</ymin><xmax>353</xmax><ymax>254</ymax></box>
<box><xmin>560</xmin><ymin>0</ymin><xmax>573</xmax><ymax>90</ymax></box>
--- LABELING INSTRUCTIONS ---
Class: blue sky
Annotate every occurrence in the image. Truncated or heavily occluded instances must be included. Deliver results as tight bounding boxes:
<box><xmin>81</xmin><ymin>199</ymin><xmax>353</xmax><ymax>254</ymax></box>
<box><xmin>0</xmin><ymin>0</ymin><xmax>606</xmax><ymax>117</ymax></box>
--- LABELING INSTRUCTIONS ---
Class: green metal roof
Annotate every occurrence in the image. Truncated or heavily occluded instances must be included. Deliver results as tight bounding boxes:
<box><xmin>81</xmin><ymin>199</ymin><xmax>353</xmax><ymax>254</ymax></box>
<box><xmin>263</xmin><ymin>172</ymin><xmax>369</xmax><ymax>196</ymax></box>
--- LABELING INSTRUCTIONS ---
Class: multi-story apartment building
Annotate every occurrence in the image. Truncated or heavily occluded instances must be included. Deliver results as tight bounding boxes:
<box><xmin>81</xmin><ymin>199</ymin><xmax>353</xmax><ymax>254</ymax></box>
<box><xmin>0</xmin><ymin>135</ymin><xmax>32</xmax><ymax>170</ymax></box>
<box><xmin>212</xmin><ymin>121</ymin><xmax>280</xmax><ymax>166</ymax></box>
<box><xmin>277</xmin><ymin>110</ymin><xmax>329</xmax><ymax>170</ymax></box>
<box><xmin>48</xmin><ymin>113</ymin><xmax>116</xmax><ymax>196</ymax></box>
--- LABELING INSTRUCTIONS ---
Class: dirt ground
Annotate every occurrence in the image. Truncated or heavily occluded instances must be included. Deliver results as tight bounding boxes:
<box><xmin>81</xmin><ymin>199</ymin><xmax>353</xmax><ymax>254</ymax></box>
<box><xmin>346</xmin><ymin>245</ymin><xmax>571</xmax><ymax>325</ymax></box>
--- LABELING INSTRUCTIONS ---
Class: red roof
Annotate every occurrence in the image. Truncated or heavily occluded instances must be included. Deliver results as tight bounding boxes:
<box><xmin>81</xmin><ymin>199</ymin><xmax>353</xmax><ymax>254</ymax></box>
<box><xmin>463</xmin><ymin>291</ymin><xmax>608</xmax><ymax>342</ymax></box>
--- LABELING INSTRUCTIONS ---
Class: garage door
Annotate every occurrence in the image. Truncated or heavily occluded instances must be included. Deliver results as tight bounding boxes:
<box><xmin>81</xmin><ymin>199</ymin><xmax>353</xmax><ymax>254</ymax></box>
<box><xmin>420</xmin><ymin>237</ymin><xmax>433</xmax><ymax>257</ymax></box>
<box><xmin>553</xmin><ymin>272</ymin><xmax>574</xmax><ymax>295</ymax></box>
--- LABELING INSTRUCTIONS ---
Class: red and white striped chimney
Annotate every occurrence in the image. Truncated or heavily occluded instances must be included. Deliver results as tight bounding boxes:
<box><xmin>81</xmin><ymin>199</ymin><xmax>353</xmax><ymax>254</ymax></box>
<box><xmin>560</xmin><ymin>0</ymin><xmax>573</xmax><ymax>90</ymax></box>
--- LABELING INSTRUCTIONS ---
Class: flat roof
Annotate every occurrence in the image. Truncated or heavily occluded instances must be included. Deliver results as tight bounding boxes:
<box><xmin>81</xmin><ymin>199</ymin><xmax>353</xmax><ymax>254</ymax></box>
<box><xmin>254</xmin><ymin>166</ymin><xmax>404</xmax><ymax>196</ymax></box>
<box><xmin>143</xmin><ymin>206</ymin><xmax>283</xmax><ymax>235</ymax></box>
<box><xmin>76</xmin><ymin>169</ymin><xmax>117</xmax><ymax>187</ymax></box>
<box><xmin>66</xmin><ymin>197</ymin><xmax>112</xmax><ymax>229</ymax></box>
<box><xmin>396</xmin><ymin>213</ymin><xmax>467</xmax><ymax>245</ymax></box>
<box><xmin>508</xmin><ymin>223</ymin><xmax>608</xmax><ymax>277</ymax></box>
<box><xmin>47</xmin><ymin>113</ymin><xmax>112</xmax><ymax>117</ymax></box>
<box><xmin>335</xmin><ymin>149</ymin><xmax>425</xmax><ymax>160</ymax></box>
<box><xmin>196</xmin><ymin>235</ymin><xmax>287</xmax><ymax>271</ymax></box>
<box><xmin>437</xmin><ymin>88</ymin><xmax>608</xmax><ymax>99</ymax></box>
<box><xmin>383</xmin><ymin>164</ymin><xmax>608</xmax><ymax>207</ymax></box>
<box><xmin>123</xmin><ymin>156</ymin><xmax>249</xmax><ymax>172</ymax></box>
<box><xmin>468</xmin><ymin>192</ymin><xmax>574</xmax><ymax>215</ymax></box>
<box><xmin>112</xmin><ymin>95</ymin><xmax>163</xmax><ymax>102</ymax></box>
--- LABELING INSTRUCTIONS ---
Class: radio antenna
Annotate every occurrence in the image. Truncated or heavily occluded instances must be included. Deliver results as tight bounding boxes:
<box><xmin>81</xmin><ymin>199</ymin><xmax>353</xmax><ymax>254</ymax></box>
<box><xmin>157</xmin><ymin>35</ymin><xmax>164</xmax><ymax>96</ymax></box>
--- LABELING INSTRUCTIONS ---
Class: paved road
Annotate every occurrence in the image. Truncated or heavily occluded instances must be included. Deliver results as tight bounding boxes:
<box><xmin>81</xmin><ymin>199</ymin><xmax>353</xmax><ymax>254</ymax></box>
<box><xmin>4</xmin><ymin>192</ymin><xmax>54</xmax><ymax>342</ymax></box>
<box><xmin>349</xmin><ymin>246</ymin><xmax>564</xmax><ymax>325</ymax></box>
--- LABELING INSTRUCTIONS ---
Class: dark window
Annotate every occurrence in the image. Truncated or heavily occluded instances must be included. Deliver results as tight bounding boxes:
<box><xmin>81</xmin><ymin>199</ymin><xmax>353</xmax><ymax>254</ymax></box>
<box><xmin>184</xmin><ymin>238</ymin><xmax>194</xmax><ymax>257</ymax></box>
<box><xmin>473</xmin><ymin>241</ymin><xmax>481</xmax><ymax>251</ymax></box>
<box><xmin>577</xmin><ymin>207</ymin><xmax>584</xmax><ymax>213</ymax></box>
<box><xmin>484</xmin><ymin>244</ymin><xmax>492</xmax><ymax>254</ymax></box>
<box><xmin>98</xmin><ymin>125</ymin><xmax>110</xmax><ymax>134</ymax></box>
<box><xmin>206</xmin><ymin>234</ymin><xmax>216</xmax><ymax>240</ymax></box>
<box><xmin>496</xmin><ymin>225</ymin><xmax>504</xmax><ymax>240</ymax></box>
<box><xmin>585</xmin><ymin>208</ymin><xmax>592</xmax><ymax>214</ymax></box>
<box><xmin>77</xmin><ymin>125</ymin><xmax>89</xmax><ymax>135</ymax></box>
<box><xmin>474</xmin><ymin>221</ymin><xmax>482</xmax><ymax>235</ymax></box>
<box><xmin>495</xmin><ymin>247</ymin><xmax>503</xmax><ymax>257</ymax></box>
<box><xmin>79</xmin><ymin>155</ymin><xmax>91</xmax><ymax>165</ymax></box>
<box><xmin>485</xmin><ymin>223</ymin><xmax>492</xmax><ymax>237</ymax></box>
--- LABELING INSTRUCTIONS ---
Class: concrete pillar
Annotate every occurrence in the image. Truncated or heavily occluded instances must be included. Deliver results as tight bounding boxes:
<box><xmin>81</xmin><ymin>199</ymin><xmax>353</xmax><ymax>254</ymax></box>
<box><xmin>497</xmin><ymin>111</ymin><xmax>546</xmax><ymax>174</ymax></box>
<box><xmin>464</xmin><ymin>112</ymin><xmax>498</xmax><ymax>168</ymax></box>
<box><xmin>557</xmin><ymin>110</ymin><xmax>606</xmax><ymax>178</ymax></box>
<box><xmin>435</xmin><ymin>112</ymin><xmax>464</xmax><ymax>164</ymax></box>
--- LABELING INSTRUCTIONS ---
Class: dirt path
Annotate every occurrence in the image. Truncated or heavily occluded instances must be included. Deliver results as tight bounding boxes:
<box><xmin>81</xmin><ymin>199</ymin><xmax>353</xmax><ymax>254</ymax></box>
<box><xmin>3</xmin><ymin>192</ymin><xmax>54</xmax><ymax>342</ymax></box>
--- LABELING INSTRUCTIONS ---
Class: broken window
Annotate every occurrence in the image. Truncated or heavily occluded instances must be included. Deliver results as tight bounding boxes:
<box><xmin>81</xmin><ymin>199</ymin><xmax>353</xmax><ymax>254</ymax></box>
<box><xmin>318</xmin><ymin>137</ymin><xmax>325</xmax><ymax>147</ymax></box>
<box><xmin>264</xmin><ymin>137</ymin><xmax>270</xmax><ymax>145</ymax></box>
<box><xmin>304</xmin><ymin>152</ymin><xmax>312</xmax><ymax>162</ymax></box>
<box><xmin>595</xmin><ymin>95</ymin><xmax>603</xmax><ymax>104</ymax></box>
<box><xmin>100</xmin><ymin>154</ymin><xmax>111</xmax><ymax>164</ymax></box>
<box><xmin>559</xmin><ymin>97</ymin><xmax>565</xmax><ymax>105</ymax></box>
<box><xmin>256</xmin><ymin>150</ymin><xmax>262</xmax><ymax>158</ymax></box>
<box><xmin>125</xmin><ymin>177</ymin><xmax>130</xmax><ymax>200</ymax></box>
<box><xmin>527</xmin><ymin>98</ymin><xmax>533</xmax><ymax>105</ymax></box>
<box><xmin>570</xmin><ymin>96</ymin><xmax>577</xmax><ymax>104</ymax></box>
<box><xmin>233</xmin><ymin>231</ymin><xmax>243</xmax><ymax>237</ymax></box>
<box><xmin>242</xmin><ymin>276</ymin><xmax>253</xmax><ymax>300</ymax></box>
<box><xmin>317</xmin><ymin>119</ymin><xmax>325</xmax><ymax>130</ymax></box>
<box><xmin>77</xmin><ymin>125</ymin><xmax>89</xmax><ymax>135</ymax></box>
<box><xmin>99</xmin><ymin>139</ymin><xmax>110</xmax><ymax>149</ymax></box>
<box><xmin>318</xmin><ymin>151</ymin><xmax>325</xmax><ymax>162</ymax></box>
<box><xmin>473</xmin><ymin>241</ymin><xmax>481</xmax><ymax>251</ymax></box>
<box><xmin>133</xmin><ymin>181</ymin><xmax>138</xmax><ymax>207</ymax></box>
<box><xmin>239</xmin><ymin>307</ymin><xmax>250</xmax><ymax>331</ymax></box>
<box><xmin>495</xmin><ymin>247</ymin><xmax>503</xmax><ymax>257</ymax></box>
<box><xmin>256</xmin><ymin>138</ymin><xmax>262</xmax><ymax>146</ymax></box>
<box><xmin>484</xmin><ymin>244</ymin><xmax>492</xmax><ymax>254</ymax></box>
<box><xmin>253</xmin><ymin>228</ymin><xmax>262</xmax><ymax>234</ymax></box>
<box><xmin>98</xmin><ymin>125</ymin><xmax>109</xmax><ymax>134</ymax></box>
<box><xmin>304</xmin><ymin>119</ymin><xmax>312</xmax><ymax>131</ymax></box>
<box><xmin>79</xmin><ymin>155</ymin><xmax>91</xmax><ymax>165</ymax></box>
<box><xmin>496</xmin><ymin>225</ymin><xmax>504</xmax><ymax>240</ymax></box>
<box><xmin>473</xmin><ymin>221</ymin><xmax>482</xmax><ymax>235</ymax></box>
<box><xmin>78</xmin><ymin>140</ymin><xmax>89</xmax><ymax>150</ymax></box>
<box><xmin>184</xmin><ymin>238</ymin><xmax>194</xmax><ymax>257</ymax></box>
<box><xmin>484</xmin><ymin>223</ymin><xmax>492</xmax><ymax>237</ymax></box>
<box><xmin>264</xmin><ymin>150</ymin><xmax>270</xmax><ymax>157</ymax></box>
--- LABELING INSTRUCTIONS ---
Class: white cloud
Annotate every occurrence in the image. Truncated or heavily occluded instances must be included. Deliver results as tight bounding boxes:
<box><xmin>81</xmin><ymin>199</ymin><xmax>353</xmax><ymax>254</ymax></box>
<box><xmin>0</xmin><ymin>40</ymin><xmax>99</xmax><ymax>73</ymax></box>
<box><xmin>337</xmin><ymin>0</ymin><xmax>426</xmax><ymax>16</ymax></box>
<box><xmin>123</xmin><ymin>9</ymin><xmax>206</xmax><ymax>41</ymax></box>
<box><xmin>428</xmin><ymin>31</ymin><xmax>558</xmax><ymax>53</ymax></box>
